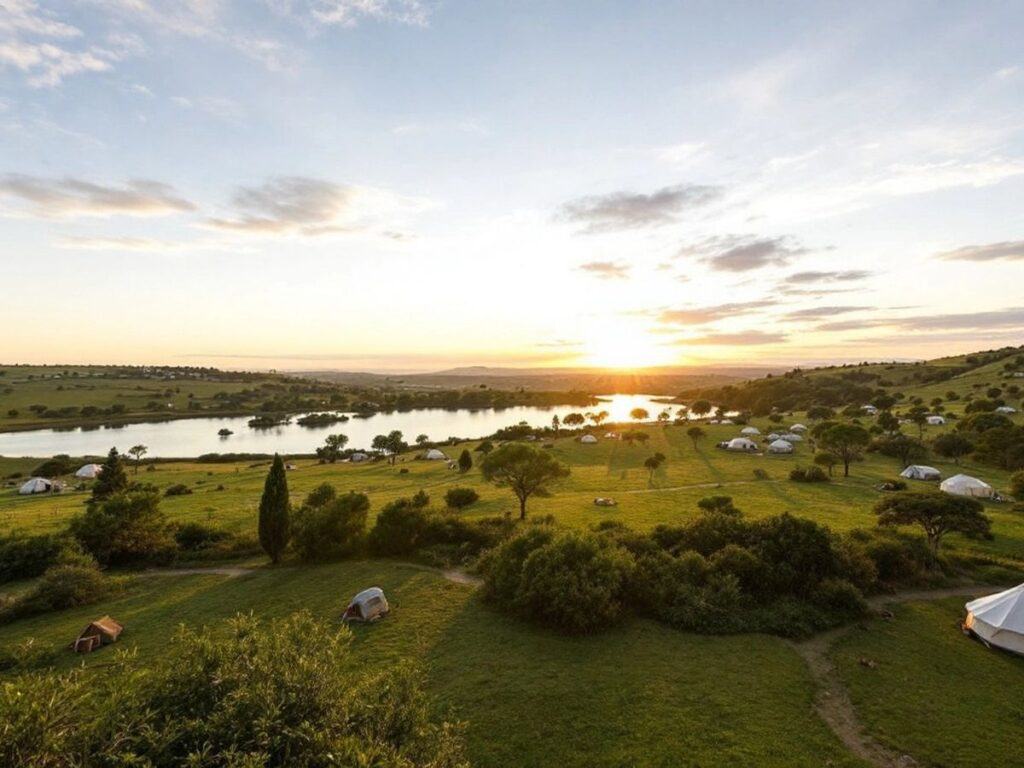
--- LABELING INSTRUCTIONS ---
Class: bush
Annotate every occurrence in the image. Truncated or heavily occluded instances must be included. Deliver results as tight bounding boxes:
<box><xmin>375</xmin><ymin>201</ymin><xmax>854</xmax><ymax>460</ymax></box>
<box><xmin>752</xmin><ymin>468</ymin><xmax>769</xmax><ymax>480</ymax></box>
<box><xmin>789</xmin><ymin>466</ymin><xmax>829</xmax><ymax>483</ymax></box>
<box><xmin>69</xmin><ymin>490</ymin><xmax>175</xmax><ymax>567</ymax></box>
<box><xmin>444</xmin><ymin>487</ymin><xmax>479</xmax><ymax>510</ymax></box>
<box><xmin>369</xmin><ymin>498</ymin><xmax>430</xmax><ymax>556</ymax></box>
<box><xmin>292</xmin><ymin>486</ymin><xmax>369</xmax><ymax>561</ymax></box>
<box><xmin>1011</xmin><ymin>470</ymin><xmax>1024</xmax><ymax>499</ymax></box>
<box><xmin>0</xmin><ymin>534</ymin><xmax>65</xmax><ymax>583</ymax></box>
<box><xmin>751</xmin><ymin>514</ymin><xmax>839</xmax><ymax>597</ymax></box>
<box><xmin>0</xmin><ymin>562</ymin><xmax>119</xmax><ymax>623</ymax></box>
<box><xmin>174</xmin><ymin>522</ymin><xmax>230</xmax><ymax>551</ymax></box>
<box><xmin>510</xmin><ymin>531</ymin><xmax>635</xmax><ymax>634</ymax></box>
<box><xmin>811</xmin><ymin>578</ymin><xmax>868</xmax><ymax>620</ymax></box>
<box><xmin>480</xmin><ymin>526</ymin><xmax>554</xmax><ymax>605</ymax></box>
<box><xmin>0</xmin><ymin>612</ymin><xmax>466</xmax><ymax>767</ymax></box>
<box><xmin>31</xmin><ymin>455</ymin><xmax>74</xmax><ymax>479</ymax></box>
<box><xmin>164</xmin><ymin>483</ymin><xmax>192</xmax><ymax>496</ymax></box>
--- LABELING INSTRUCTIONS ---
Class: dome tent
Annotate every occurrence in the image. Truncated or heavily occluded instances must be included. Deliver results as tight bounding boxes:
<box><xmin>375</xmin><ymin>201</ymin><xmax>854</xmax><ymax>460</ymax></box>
<box><xmin>995</xmin><ymin>406</ymin><xmax>1017</xmax><ymax>414</ymax></box>
<box><xmin>342</xmin><ymin>587</ymin><xmax>390</xmax><ymax>623</ymax></box>
<box><xmin>580</xmin><ymin>434</ymin><xmax>598</xmax><ymax>444</ymax></box>
<box><xmin>779</xmin><ymin>432</ymin><xmax>803</xmax><ymax>442</ymax></box>
<box><xmin>940</xmin><ymin>473</ymin><xmax>994</xmax><ymax>499</ymax></box>
<box><xmin>900</xmin><ymin>465</ymin><xmax>941</xmax><ymax>481</ymax></box>
<box><xmin>790</xmin><ymin>423</ymin><xmax>807</xmax><ymax>433</ymax></box>
<box><xmin>926</xmin><ymin>415</ymin><xmax>946</xmax><ymax>425</ymax></box>
<box><xmin>767</xmin><ymin>439</ymin><xmax>793</xmax><ymax>454</ymax></box>
<box><xmin>965</xmin><ymin>584</ymin><xmax>1024</xmax><ymax>654</ymax></box>
<box><xmin>725</xmin><ymin>437</ymin><xmax>758</xmax><ymax>452</ymax></box>
<box><xmin>19</xmin><ymin>477</ymin><xmax>56</xmax><ymax>495</ymax></box>
<box><xmin>740</xmin><ymin>426</ymin><xmax>760</xmax><ymax>436</ymax></box>
<box><xmin>349</xmin><ymin>452</ymin><xmax>369</xmax><ymax>462</ymax></box>
<box><xmin>75</xmin><ymin>464</ymin><xmax>103</xmax><ymax>479</ymax></box>
<box><xmin>424</xmin><ymin>448</ymin><xmax>447</xmax><ymax>460</ymax></box>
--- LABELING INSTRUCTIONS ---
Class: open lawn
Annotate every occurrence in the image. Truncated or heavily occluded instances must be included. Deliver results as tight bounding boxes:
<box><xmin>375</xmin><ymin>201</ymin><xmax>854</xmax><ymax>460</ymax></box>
<box><xmin>0</xmin><ymin>560</ymin><xmax>866</xmax><ymax>768</ymax></box>
<box><xmin>3</xmin><ymin>418</ymin><xmax>1021</xmax><ymax>566</ymax></box>
<box><xmin>833</xmin><ymin>596</ymin><xmax>1024</xmax><ymax>768</ymax></box>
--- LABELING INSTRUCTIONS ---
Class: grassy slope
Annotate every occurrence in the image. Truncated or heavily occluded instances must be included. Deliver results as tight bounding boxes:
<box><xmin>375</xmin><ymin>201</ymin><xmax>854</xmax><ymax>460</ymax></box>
<box><xmin>832</xmin><ymin>597</ymin><xmax>1024</xmax><ymax>768</ymax></box>
<box><xmin>3</xmin><ymin>418</ymin><xmax>1020</xmax><ymax>564</ymax></box>
<box><xmin>0</xmin><ymin>561</ymin><xmax>864</xmax><ymax>768</ymax></box>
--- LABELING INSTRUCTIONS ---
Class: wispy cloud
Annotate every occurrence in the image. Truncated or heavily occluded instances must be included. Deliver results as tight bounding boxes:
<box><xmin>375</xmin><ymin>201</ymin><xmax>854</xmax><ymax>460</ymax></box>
<box><xmin>558</xmin><ymin>183</ymin><xmax>722</xmax><ymax>233</ymax></box>
<box><xmin>270</xmin><ymin>0</ymin><xmax>434</xmax><ymax>29</ymax></box>
<box><xmin>0</xmin><ymin>174</ymin><xmax>195</xmax><ymax>217</ymax></box>
<box><xmin>654</xmin><ymin>300</ymin><xmax>777</xmax><ymax>326</ymax></box>
<box><xmin>55</xmin><ymin>234</ymin><xmax>250</xmax><ymax>253</ymax></box>
<box><xmin>671</xmin><ymin>330</ymin><xmax>788</xmax><ymax>346</ymax></box>
<box><xmin>818</xmin><ymin>307</ymin><xmax>1024</xmax><ymax>333</ymax></box>
<box><xmin>937</xmin><ymin>240</ymin><xmax>1024</xmax><ymax>262</ymax></box>
<box><xmin>784</xmin><ymin>269</ymin><xmax>872</xmax><ymax>284</ymax></box>
<box><xmin>783</xmin><ymin>305</ymin><xmax>870</xmax><ymax>321</ymax></box>
<box><xmin>577</xmin><ymin>261</ymin><xmax>631</xmax><ymax>279</ymax></box>
<box><xmin>679</xmin><ymin>234</ymin><xmax>810</xmax><ymax>272</ymax></box>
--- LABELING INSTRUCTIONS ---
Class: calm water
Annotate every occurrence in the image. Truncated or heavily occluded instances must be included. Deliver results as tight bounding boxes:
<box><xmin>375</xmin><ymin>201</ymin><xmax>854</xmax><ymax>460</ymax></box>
<box><xmin>0</xmin><ymin>394</ymin><xmax>678</xmax><ymax>458</ymax></box>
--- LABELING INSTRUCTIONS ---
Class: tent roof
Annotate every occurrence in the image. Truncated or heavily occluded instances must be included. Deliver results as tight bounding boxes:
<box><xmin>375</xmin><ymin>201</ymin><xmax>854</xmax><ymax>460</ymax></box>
<box><xmin>19</xmin><ymin>477</ymin><xmax>52</xmax><ymax>493</ymax></box>
<box><xmin>941</xmin><ymin>473</ymin><xmax>991</xmax><ymax>490</ymax></box>
<box><xmin>740</xmin><ymin>426</ymin><xmax>760</xmax><ymax>434</ymax></box>
<box><xmin>726</xmin><ymin>437</ymin><xmax>757</xmax><ymax>450</ymax></box>
<box><xmin>350</xmin><ymin>587</ymin><xmax>385</xmax><ymax>606</ymax></box>
<box><xmin>967</xmin><ymin>584</ymin><xmax>1024</xmax><ymax>634</ymax></box>
<box><xmin>901</xmin><ymin>464</ymin><xmax>940</xmax><ymax>477</ymax></box>
<box><xmin>768</xmin><ymin>439</ymin><xmax>793</xmax><ymax>451</ymax></box>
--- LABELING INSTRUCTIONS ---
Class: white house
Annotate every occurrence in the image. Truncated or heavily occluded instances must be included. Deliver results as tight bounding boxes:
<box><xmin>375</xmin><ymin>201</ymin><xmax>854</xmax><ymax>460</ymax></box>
<box><xmin>349</xmin><ymin>452</ymin><xmax>370</xmax><ymax>462</ymax></box>
<box><xmin>940</xmin><ymin>473</ymin><xmax>994</xmax><ymax>499</ymax></box>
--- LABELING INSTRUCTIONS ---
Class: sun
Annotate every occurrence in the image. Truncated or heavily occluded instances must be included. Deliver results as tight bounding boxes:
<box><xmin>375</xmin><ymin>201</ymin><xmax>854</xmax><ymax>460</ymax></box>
<box><xmin>582</xmin><ymin>326</ymin><xmax>676</xmax><ymax>369</ymax></box>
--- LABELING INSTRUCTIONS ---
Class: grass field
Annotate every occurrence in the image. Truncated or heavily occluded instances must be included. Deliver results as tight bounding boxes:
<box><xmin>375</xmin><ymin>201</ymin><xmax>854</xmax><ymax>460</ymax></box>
<box><xmin>0</xmin><ymin>560</ymin><xmax>867</xmax><ymax>768</ymax></box>
<box><xmin>832</xmin><ymin>597</ymin><xmax>1024</xmax><ymax>768</ymax></box>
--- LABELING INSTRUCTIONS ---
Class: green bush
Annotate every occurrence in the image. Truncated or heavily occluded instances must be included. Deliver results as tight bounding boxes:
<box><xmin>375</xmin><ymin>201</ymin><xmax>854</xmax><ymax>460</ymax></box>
<box><xmin>479</xmin><ymin>526</ymin><xmax>554</xmax><ymax>605</ymax></box>
<box><xmin>0</xmin><ymin>562</ymin><xmax>119</xmax><ymax>624</ymax></box>
<box><xmin>292</xmin><ymin>485</ymin><xmax>369</xmax><ymax>561</ymax></box>
<box><xmin>0</xmin><ymin>534</ymin><xmax>65</xmax><ymax>583</ymax></box>
<box><xmin>30</xmin><ymin>455</ymin><xmax>74</xmax><ymax>479</ymax></box>
<box><xmin>1011</xmin><ymin>470</ymin><xmax>1024</xmax><ymax>499</ymax></box>
<box><xmin>173</xmin><ymin>522</ymin><xmax>230</xmax><ymax>551</ymax></box>
<box><xmin>369</xmin><ymin>498</ymin><xmax>430</xmax><ymax>556</ymax></box>
<box><xmin>163</xmin><ymin>483</ymin><xmax>192</xmax><ymax>496</ymax></box>
<box><xmin>811</xmin><ymin>578</ymin><xmax>868</xmax><ymax>620</ymax></box>
<box><xmin>0</xmin><ymin>612</ymin><xmax>466</xmax><ymax>767</ymax></box>
<box><xmin>444</xmin><ymin>487</ymin><xmax>479</xmax><ymax>510</ymax></box>
<box><xmin>69</xmin><ymin>490</ymin><xmax>175</xmax><ymax>567</ymax></box>
<box><xmin>789</xmin><ymin>466</ymin><xmax>829</xmax><ymax>483</ymax></box>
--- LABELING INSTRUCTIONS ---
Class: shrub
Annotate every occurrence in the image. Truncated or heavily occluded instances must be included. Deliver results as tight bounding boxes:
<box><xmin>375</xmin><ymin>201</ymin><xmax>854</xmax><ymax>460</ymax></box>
<box><xmin>31</xmin><ymin>455</ymin><xmax>74</xmax><ymax>479</ymax></box>
<box><xmin>480</xmin><ymin>526</ymin><xmax>554</xmax><ymax>605</ymax></box>
<box><xmin>0</xmin><ymin>534</ymin><xmax>65</xmax><ymax>583</ymax></box>
<box><xmin>752</xmin><ymin>468</ymin><xmax>769</xmax><ymax>480</ymax></box>
<box><xmin>811</xmin><ymin>578</ymin><xmax>868</xmax><ymax>620</ymax></box>
<box><xmin>444</xmin><ymin>487</ymin><xmax>479</xmax><ymax>510</ymax></box>
<box><xmin>789</xmin><ymin>466</ymin><xmax>829</xmax><ymax>483</ymax></box>
<box><xmin>0</xmin><ymin>562</ymin><xmax>119</xmax><ymax>623</ymax></box>
<box><xmin>1011</xmin><ymin>470</ymin><xmax>1024</xmax><ymax>499</ymax></box>
<box><xmin>512</xmin><ymin>531</ymin><xmax>635</xmax><ymax>634</ymax></box>
<box><xmin>164</xmin><ymin>483</ymin><xmax>192</xmax><ymax>496</ymax></box>
<box><xmin>751</xmin><ymin>514</ymin><xmax>838</xmax><ymax>597</ymax></box>
<box><xmin>292</xmin><ymin>486</ymin><xmax>369</xmax><ymax>561</ymax></box>
<box><xmin>0</xmin><ymin>612</ymin><xmax>466</xmax><ymax>767</ymax></box>
<box><xmin>369</xmin><ymin>498</ymin><xmax>430</xmax><ymax>556</ymax></box>
<box><xmin>69</xmin><ymin>490</ymin><xmax>175</xmax><ymax>567</ymax></box>
<box><xmin>174</xmin><ymin>522</ymin><xmax>230</xmax><ymax>551</ymax></box>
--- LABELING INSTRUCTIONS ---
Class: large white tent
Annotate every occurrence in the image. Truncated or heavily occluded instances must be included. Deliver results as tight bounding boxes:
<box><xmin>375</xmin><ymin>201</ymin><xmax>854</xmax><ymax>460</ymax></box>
<box><xmin>790</xmin><ymin>423</ymin><xmax>807</xmax><ymax>433</ymax></box>
<box><xmin>965</xmin><ymin>584</ymin><xmax>1024</xmax><ymax>654</ymax></box>
<box><xmin>725</xmin><ymin>437</ymin><xmax>758</xmax><ymax>452</ymax></box>
<box><xmin>424</xmin><ymin>448</ymin><xmax>447</xmax><ymax>460</ymax></box>
<box><xmin>767</xmin><ymin>439</ymin><xmax>794</xmax><ymax>454</ymax></box>
<box><xmin>926</xmin><ymin>415</ymin><xmax>946</xmax><ymax>426</ymax></box>
<box><xmin>900</xmin><ymin>465</ymin><xmax>941</xmax><ymax>481</ymax></box>
<box><xmin>740</xmin><ymin>426</ymin><xmax>760</xmax><ymax>436</ymax></box>
<box><xmin>580</xmin><ymin>434</ymin><xmax>598</xmax><ymax>444</ymax></box>
<box><xmin>75</xmin><ymin>464</ymin><xmax>103</xmax><ymax>479</ymax></box>
<box><xmin>19</xmin><ymin>477</ymin><xmax>55</xmax><ymax>495</ymax></box>
<box><xmin>940</xmin><ymin>473</ymin><xmax>994</xmax><ymax>499</ymax></box>
<box><xmin>779</xmin><ymin>432</ymin><xmax>803</xmax><ymax>442</ymax></box>
<box><xmin>995</xmin><ymin>406</ymin><xmax>1018</xmax><ymax>414</ymax></box>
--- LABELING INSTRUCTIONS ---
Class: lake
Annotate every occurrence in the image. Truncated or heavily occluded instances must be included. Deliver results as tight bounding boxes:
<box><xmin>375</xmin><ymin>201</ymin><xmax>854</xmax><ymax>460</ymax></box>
<box><xmin>0</xmin><ymin>394</ymin><xmax>679</xmax><ymax>458</ymax></box>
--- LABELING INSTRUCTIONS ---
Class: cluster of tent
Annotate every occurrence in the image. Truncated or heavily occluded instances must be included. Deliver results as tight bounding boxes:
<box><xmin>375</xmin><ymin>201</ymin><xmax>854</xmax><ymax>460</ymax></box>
<box><xmin>897</xmin><ymin>467</ymin><xmax>996</xmax><ymax>498</ymax></box>
<box><xmin>719</xmin><ymin>423</ymin><xmax>807</xmax><ymax>455</ymax></box>
<box><xmin>19</xmin><ymin>463</ymin><xmax>103</xmax><ymax>495</ymax></box>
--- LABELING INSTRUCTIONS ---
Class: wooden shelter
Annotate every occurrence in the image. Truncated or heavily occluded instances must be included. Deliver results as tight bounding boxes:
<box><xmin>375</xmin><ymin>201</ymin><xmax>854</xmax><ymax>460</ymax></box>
<box><xmin>71</xmin><ymin>616</ymin><xmax>123</xmax><ymax>653</ymax></box>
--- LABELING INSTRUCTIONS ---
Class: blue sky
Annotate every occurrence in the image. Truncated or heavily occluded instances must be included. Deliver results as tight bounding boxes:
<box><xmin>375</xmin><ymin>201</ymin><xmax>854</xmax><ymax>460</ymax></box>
<box><xmin>2</xmin><ymin>0</ymin><xmax>1023</xmax><ymax>370</ymax></box>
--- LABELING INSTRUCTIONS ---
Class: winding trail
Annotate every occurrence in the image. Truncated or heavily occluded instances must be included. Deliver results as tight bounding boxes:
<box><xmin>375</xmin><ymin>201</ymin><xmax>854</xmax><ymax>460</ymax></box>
<box><xmin>136</xmin><ymin>562</ymin><xmax>482</xmax><ymax>586</ymax></box>
<box><xmin>791</xmin><ymin>584</ymin><xmax>1004</xmax><ymax>768</ymax></box>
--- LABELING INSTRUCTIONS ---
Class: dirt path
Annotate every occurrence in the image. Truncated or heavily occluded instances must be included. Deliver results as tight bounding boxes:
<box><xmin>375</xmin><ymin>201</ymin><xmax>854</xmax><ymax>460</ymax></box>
<box><xmin>136</xmin><ymin>562</ymin><xmax>482</xmax><ymax>586</ymax></box>
<box><xmin>791</xmin><ymin>584</ymin><xmax>1004</xmax><ymax>768</ymax></box>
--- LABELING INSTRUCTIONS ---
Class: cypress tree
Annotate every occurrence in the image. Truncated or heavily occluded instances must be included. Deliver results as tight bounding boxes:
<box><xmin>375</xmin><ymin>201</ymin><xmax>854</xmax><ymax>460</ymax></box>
<box><xmin>91</xmin><ymin>446</ymin><xmax>128</xmax><ymax>501</ymax></box>
<box><xmin>259</xmin><ymin>454</ymin><xmax>291</xmax><ymax>564</ymax></box>
<box><xmin>458</xmin><ymin>449</ymin><xmax>473</xmax><ymax>473</ymax></box>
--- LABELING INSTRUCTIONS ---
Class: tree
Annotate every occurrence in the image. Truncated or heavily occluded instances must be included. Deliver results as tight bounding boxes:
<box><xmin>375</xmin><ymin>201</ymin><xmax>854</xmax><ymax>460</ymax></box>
<box><xmin>91</xmin><ymin>447</ymin><xmax>128</xmax><ymax>501</ymax></box>
<box><xmin>807</xmin><ymin>406</ymin><xmax>834</xmax><ymax>421</ymax></box>
<box><xmin>562</xmin><ymin>412</ymin><xmax>585</xmax><ymax>429</ymax></box>
<box><xmin>291</xmin><ymin>484</ymin><xmax>369</xmax><ymax>561</ymax></box>
<box><xmin>813</xmin><ymin>451</ymin><xmax>839</xmax><ymax>477</ymax></box>
<box><xmin>644</xmin><ymin>452</ymin><xmax>666</xmax><ymax>480</ymax></box>
<box><xmin>630</xmin><ymin>407</ymin><xmax>649</xmax><ymax>423</ymax></box>
<box><xmin>876</xmin><ymin>411</ymin><xmax>900</xmax><ymax>434</ymax></box>
<box><xmin>875</xmin><ymin>491</ymin><xmax>991</xmax><ymax>559</ymax></box>
<box><xmin>70</xmin><ymin>489</ymin><xmax>173</xmax><ymax>566</ymax></box>
<box><xmin>687</xmin><ymin>426</ymin><xmax>706</xmax><ymax>449</ymax></box>
<box><xmin>589</xmin><ymin>410</ymin><xmax>609</xmax><ymax>427</ymax></box>
<box><xmin>258</xmin><ymin>454</ymin><xmax>290</xmax><ymax>564</ymax></box>
<box><xmin>697</xmin><ymin>495</ymin><xmax>740</xmax><ymax>515</ymax></box>
<box><xmin>372</xmin><ymin>430</ymin><xmax>408</xmax><ymax>465</ymax></box>
<box><xmin>933</xmin><ymin>433</ymin><xmax>974</xmax><ymax>466</ymax></box>
<box><xmin>657</xmin><ymin>409</ymin><xmax>671</xmax><ymax>426</ymax></box>
<box><xmin>317</xmin><ymin>433</ymin><xmax>349</xmax><ymax>463</ymax></box>
<box><xmin>1011</xmin><ymin>470</ymin><xmax>1024</xmax><ymax>499</ymax></box>
<box><xmin>872</xmin><ymin>434</ymin><xmax>928</xmax><ymax>468</ymax></box>
<box><xmin>551</xmin><ymin>415</ymin><xmax>560</xmax><ymax>437</ymax></box>
<box><xmin>458</xmin><ymin>449</ymin><xmax>473</xmax><ymax>473</ymax></box>
<box><xmin>127</xmin><ymin>444</ymin><xmax>147</xmax><ymax>474</ymax></box>
<box><xmin>416</xmin><ymin>433</ymin><xmax>429</xmax><ymax>446</ymax></box>
<box><xmin>819</xmin><ymin>424</ymin><xmax>870</xmax><ymax>477</ymax></box>
<box><xmin>690</xmin><ymin>400</ymin><xmax>712</xmax><ymax>418</ymax></box>
<box><xmin>907</xmin><ymin>406</ymin><xmax>929</xmax><ymax>438</ymax></box>
<box><xmin>480</xmin><ymin>444</ymin><xmax>570</xmax><ymax>519</ymax></box>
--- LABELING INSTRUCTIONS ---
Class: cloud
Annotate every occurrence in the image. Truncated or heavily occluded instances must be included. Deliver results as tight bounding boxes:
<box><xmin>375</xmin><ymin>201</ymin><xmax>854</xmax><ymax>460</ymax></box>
<box><xmin>653</xmin><ymin>300</ymin><xmax>777</xmax><ymax>326</ymax></box>
<box><xmin>55</xmin><ymin>235</ymin><xmax>250</xmax><ymax>253</ymax></box>
<box><xmin>671</xmin><ymin>330</ymin><xmax>788</xmax><ymax>346</ymax></box>
<box><xmin>558</xmin><ymin>183</ymin><xmax>722</xmax><ymax>233</ymax></box>
<box><xmin>784</xmin><ymin>270</ymin><xmax>872</xmax><ymax>284</ymax></box>
<box><xmin>270</xmin><ymin>0</ymin><xmax>433</xmax><ymax>28</ymax></box>
<box><xmin>817</xmin><ymin>307</ymin><xmax>1024</xmax><ymax>333</ymax></box>
<box><xmin>936</xmin><ymin>241</ymin><xmax>1024</xmax><ymax>262</ymax></box>
<box><xmin>205</xmin><ymin>175</ymin><xmax>427</xmax><ymax>237</ymax></box>
<box><xmin>679</xmin><ymin>234</ymin><xmax>809</xmax><ymax>272</ymax></box>
<box><xmin>0</xmin><ymin>0</ymin><xmax>80</xmax><ymax>38</ymax></box>
<box><xmin>783</xmin><ymin>306</ymin><xmax>870</xmax><ymax>321</ymax></box>
<box><xmin>0</xmin><ymin>174</ymin><xmax>195</xmax><ymax>217</ymax></box>
<box><xmin>577</xmin><ymin>261</ymin><xmax>631</xmax><ymax>280</ymax></box>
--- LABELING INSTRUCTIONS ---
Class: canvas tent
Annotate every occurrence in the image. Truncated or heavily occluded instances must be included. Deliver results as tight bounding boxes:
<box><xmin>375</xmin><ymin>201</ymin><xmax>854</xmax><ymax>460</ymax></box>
<box><xmin>862</xmin><ymin>404</ymin><xmax>878</xmax><ymax>414</ymax></box>
<box><xmin>926</xmin><ymin>415</ymin><xmax>946</xmax><ymax>425</ymax></box>
<box><xmin>779</xmin><ymin>432</ymin><xmax>803</xmax><ymax>442</ymax></box>
<box><xmin>900</xmin><ymin>465</ymin><xmax>941</xmax><ymax>481</ymax></box>
<box><xmin>767</xmin><ymin>432</ymin><xmax>781</xmax><ymax>441</ymax></box>
<box><xmin>995</xmin><ymin>406</ymin><xmax>1018</xmax><ymax>414</ymax></box>
<box><xmin>424</xmin><ymin>449</ymin><xmax>447</xmax><ymax>460</ymax></box>
<box><xmin>71</xmin><ymin>616</ymin><xmax>123</xmax><ymax>653</ymax></box>
<box><xmin>740</xmin><ymin>426</ymin><xmax>761</xmax><ymax>436</ymax></box>
<box><xmin>580</xmin><ymin>434</ymin><xmax>598</xmax><ymax>444</ymax></box>
<box><xmin>343</xmin><ymin>587</ymin><xmax>390</xmax><ymax>623</ymax></box>
<box><xmin>349</xmin><ymin>452</ymin><xmax>369</xmax><ymax>462</ymax></box>
<box><xmin>725</xmin><ymin>437</ymin><xmax>758</xmax><ymax>452</ymax></box>
<box><xmin>767</xmin><ymin>439</ymin><xmax>794</xmax><ymax>454</ymax></box>
<box><xmin>790</xmin><ymin>423</ymin><xmax>807</xmax><ymax>433</ymax></box>
<box><xmin>19</xmin><ymin>477</ymin><xmax>56</xmax><ymax>495</ymax></box>
<box><xmin>940</xmin><ymin>473</ymin><xmax>994</xmax><ymax>499</ymax></box>
<box><xmin>75</xmin><ymin>463</ymin><xmax>103</xmax><ymax>479</ymax></box>
<box><xmin>964</xmin><ymin>585</ymin><xmax>1024</xmax><ymax>654</ymax></box>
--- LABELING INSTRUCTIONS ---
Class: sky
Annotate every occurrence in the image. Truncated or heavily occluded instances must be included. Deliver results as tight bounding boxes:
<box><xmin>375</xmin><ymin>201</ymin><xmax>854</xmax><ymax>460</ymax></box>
<box><xmin>1</xmin><ymin>0</ymin><xmax>1023</xmax><ymax>372</ymax></box>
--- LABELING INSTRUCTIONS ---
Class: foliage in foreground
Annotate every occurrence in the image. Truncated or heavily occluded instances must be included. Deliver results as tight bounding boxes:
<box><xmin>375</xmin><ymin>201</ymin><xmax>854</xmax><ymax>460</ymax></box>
<box><xmin>0</xmin><ymin>611</ymin><xmax>468</xmax><ymax>768</ymax></box>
